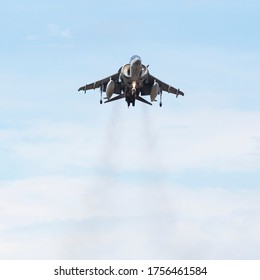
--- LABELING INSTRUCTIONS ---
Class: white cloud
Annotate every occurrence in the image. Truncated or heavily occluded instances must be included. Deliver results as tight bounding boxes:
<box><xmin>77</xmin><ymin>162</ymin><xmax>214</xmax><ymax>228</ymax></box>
<box><xmin>158</xmin><ymin>109</ymin><xmax>260</xmax><ymax>171</ymax></box>
<box><xmin>25</xmin><ymin>23</ymin><xmax>72</xmax><ymax>46</ymax></box>
<box><xmin>0</xmin><ymin>176</ymin><xmax>260</xmax><ymax>259</ymax></box>
<box><xmin>47</xmin><ymin>24</ymin><xmax>71</xmax><ymax>39</ymax></box>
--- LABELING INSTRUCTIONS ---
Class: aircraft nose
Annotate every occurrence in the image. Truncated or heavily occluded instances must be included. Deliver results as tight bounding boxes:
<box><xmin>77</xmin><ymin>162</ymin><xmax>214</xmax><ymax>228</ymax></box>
<box><xmin>131</xmin><ymin>57</ymin><xmax>141</xmax><ymax>67</ymax></box>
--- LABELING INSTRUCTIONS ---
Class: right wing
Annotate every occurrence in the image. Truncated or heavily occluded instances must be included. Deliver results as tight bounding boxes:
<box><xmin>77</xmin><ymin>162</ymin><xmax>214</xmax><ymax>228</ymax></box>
<box><xmin>78</xmin><ymin>72</ymin><xmax>121</xmax><ymax>93</ymax></box>
<box><xmin>148</xmin><ymin>74</ymin><xmax>184</xmax><ymax>97</ymax></box>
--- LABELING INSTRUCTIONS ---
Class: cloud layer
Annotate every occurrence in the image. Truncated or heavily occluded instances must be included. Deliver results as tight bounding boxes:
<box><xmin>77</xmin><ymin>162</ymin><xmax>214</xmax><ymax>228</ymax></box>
<box><xmin>1</xmin><ymin>174</ymin><xmax>260</xmax><ymax>259</ymax></box>
<box><xmin>1</xmin><ymin>107</ymin><xmax>260</xmax><ymax>259</ymax></box>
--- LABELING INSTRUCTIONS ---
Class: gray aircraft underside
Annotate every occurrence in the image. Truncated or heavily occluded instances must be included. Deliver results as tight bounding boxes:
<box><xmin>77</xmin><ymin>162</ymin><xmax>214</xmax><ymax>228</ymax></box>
<box><xmin>78</xmin><ymin>55</ymin><xmax>184</xmax><ymax>107</ymax></box>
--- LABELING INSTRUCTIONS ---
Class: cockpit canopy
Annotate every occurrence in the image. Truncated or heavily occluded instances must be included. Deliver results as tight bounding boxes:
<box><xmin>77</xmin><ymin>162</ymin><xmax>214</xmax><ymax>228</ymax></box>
<box><xmin>130</xmin><ymin>55</ymin><xmax>141</xmax><ymax>63</ymax></box>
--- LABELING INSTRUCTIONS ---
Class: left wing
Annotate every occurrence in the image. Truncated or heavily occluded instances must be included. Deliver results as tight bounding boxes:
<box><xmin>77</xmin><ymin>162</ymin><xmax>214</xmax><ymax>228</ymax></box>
<box><xmin>78</xmin><ymin>72</ymin><xmax>121</xmax><ymax>93</ymax></box>
<box><xmin>148</xmin><ymin>73</ymin><xmax>184</xmax><ymax>97</ymax></box>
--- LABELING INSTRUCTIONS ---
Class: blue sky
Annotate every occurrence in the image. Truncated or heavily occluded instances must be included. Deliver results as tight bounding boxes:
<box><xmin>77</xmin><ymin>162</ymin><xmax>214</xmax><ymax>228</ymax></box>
<box><xmin>0</xmin><ymin>0</ymin><xmax>260</xmax><ymax>259</ymax></box>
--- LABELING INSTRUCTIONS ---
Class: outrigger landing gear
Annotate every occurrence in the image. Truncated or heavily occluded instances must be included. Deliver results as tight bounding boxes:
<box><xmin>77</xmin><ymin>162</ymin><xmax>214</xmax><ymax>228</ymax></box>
<box><xmin>159</xmin><ymin>90</ymin><xmax>162</xmax><ymax>107</ymax></box>
<box><xmin>100</xmin><ymin>86</ymin><xmax>103</xmax><ymax>104</ymax></box>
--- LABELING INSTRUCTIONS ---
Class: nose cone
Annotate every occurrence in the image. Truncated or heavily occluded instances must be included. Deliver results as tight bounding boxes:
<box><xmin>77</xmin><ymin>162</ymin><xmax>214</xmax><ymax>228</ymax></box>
<box><xmin>130</xmin><ymin>55</ymin><xmax>142</xmax><ymax>66</ymax></box>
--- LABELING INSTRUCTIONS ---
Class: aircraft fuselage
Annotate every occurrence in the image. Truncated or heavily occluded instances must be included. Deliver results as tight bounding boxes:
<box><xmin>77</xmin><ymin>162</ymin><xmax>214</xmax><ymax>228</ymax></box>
<box><xmin>119</xmin><ymin>55</ymin><xmax>149</xmax><ymax>106</ymax></box>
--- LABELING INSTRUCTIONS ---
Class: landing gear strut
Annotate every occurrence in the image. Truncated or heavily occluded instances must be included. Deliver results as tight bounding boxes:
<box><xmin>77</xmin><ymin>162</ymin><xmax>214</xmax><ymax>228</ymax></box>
<box><xmin>159</xmin><ymin>90</ymin><xmax>162</xmax><ymax>107</ymax></box>
<box><xmin>100</xmin><ymin>86</ymin><xmax>103</xmax><ymax>104</ymax></box>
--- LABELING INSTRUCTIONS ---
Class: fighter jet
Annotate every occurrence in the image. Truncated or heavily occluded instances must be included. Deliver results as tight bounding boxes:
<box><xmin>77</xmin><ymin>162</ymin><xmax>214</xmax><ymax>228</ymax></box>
<box><xmin>78</xmin><ymin>55</ymin><xmax>184</xmax><ymax>107</ymax></box>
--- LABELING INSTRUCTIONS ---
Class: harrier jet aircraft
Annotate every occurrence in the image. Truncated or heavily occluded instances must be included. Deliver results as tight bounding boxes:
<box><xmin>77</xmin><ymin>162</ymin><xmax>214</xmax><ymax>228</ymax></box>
<box><xmin>78</xmin><ymin>55</ymin><xmax>184</xmax><ymax>107</ymax></box>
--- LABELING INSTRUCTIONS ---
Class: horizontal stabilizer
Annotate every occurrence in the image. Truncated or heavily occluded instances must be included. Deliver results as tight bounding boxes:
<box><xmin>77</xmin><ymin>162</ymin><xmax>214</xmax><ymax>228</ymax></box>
<box><xmin>136</xmin><ymin>96</ymin><xmax>152</xmax><ymax>106</ymax></box>
<box><xmin>104</xmin><ymin>94</ymin><xmax>125</xmax><ymax>103</ymax></box>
